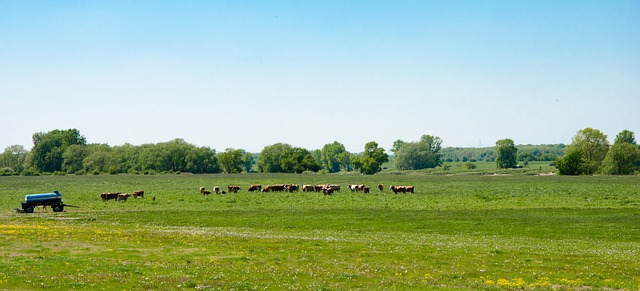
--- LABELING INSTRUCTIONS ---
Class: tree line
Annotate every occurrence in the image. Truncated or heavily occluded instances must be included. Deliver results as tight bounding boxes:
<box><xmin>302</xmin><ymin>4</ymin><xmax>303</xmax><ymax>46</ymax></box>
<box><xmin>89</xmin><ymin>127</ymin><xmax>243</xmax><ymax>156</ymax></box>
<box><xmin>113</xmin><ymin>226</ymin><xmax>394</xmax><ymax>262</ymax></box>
<box><xmin>1</xmin><ymin>128</ymin><xmax>638</xmax><ymax>176</ymax></box>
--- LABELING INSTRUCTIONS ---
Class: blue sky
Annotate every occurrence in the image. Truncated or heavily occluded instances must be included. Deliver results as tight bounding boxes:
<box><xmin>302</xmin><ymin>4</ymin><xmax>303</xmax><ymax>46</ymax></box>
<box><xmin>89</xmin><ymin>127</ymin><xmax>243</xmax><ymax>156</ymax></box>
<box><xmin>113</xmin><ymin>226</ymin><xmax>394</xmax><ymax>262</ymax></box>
<box><xmin>1</xmin><ymin>1</ymin><xmax>638</xmax><ymax>152</ymax></box>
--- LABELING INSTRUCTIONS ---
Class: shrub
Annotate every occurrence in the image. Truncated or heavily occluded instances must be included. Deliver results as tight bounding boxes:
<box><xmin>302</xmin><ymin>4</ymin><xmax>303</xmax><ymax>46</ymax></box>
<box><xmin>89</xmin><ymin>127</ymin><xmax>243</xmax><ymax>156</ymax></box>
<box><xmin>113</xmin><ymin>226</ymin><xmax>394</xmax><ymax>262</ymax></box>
<box><xmin>465</xmin><ymin>162</ymin><xmax>477</xmax><ymax>170</ymax></box>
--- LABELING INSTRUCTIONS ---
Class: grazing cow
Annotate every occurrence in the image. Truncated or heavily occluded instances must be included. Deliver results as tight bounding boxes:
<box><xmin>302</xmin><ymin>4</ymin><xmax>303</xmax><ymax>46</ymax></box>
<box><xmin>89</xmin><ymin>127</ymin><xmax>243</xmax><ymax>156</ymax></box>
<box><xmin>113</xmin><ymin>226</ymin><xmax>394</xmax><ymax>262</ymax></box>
<box><xmin>228</xmin><ymin>185</ymin><xmax>240</xmax><ymax>193</ymax></box>
<box><xmin>117</xmin><ymin>193</ymin><xmax>131</xmax><ymax>202</ymax></box>
<box><xmin>213</xmin><ymin>186</ymin><xmax>220</xmax><ymax>194</ymax></box>
<box><xmin>322</xmin><ymin>187</ymin><xmax>334</xmax><ymax>195</ymax></box>
<box><xmin>132</xmin><ymin>190</ymin><xmax>144</xmax><ymax>198</ymax></box>
<box><xmin>199</xmin><ymin>187</ymin><xmax>206</xmax><ymax>194</ymax></box>
<box><xmin>302</xmin><ymin>185</ymin><xmax>315</xmax><ymax>192</ymax></box>
<box><xmin>101</xmin><ymin>192</ymin><xmax>120</xmax><ymax>201</ymax></box>
<box><xmin>269</xmin><ymin>184</ymin><xmax>286</xmax><ymax>192</ymax></box>
<box><xmin>315</xmin><ymin>184</ymin><xmax>329</xmax><ymax>192</ymax></box>
<box><xmin>248</xmin><ymin>184</ymin><xmax>262</xmax><ymax>192</ymax></box>
<box><xmin>262</xmin><ymin>185</ymin><xmax>271</xmax><ymax>192</ymax></box>
<box><xmin>287</xmin><ymin>184</ymin><xmax>299</xmax><ymax>192</ymax></box>
<box><xmin>203</xmin><ymin>190</ymin><xmax>211</xmax><ymax>195</ymax></box>
<box><xmin>328</xmin><ymin>184</ymin><xmax>340</xmax><ymax>192</ymax></box>
<box><xmin>389</xmin><ymin>185</ymin><xmax>414</xmax><ymax>194</ymax></box>
<box><xmin>363</xmin><ymin>186</ymin><xmax>370</xmax><ymax>194</ymax></box>
<box><xmin>378</xmin><ymin>184</ymin><xmax>384</xmax><ymax>191</ymax></box>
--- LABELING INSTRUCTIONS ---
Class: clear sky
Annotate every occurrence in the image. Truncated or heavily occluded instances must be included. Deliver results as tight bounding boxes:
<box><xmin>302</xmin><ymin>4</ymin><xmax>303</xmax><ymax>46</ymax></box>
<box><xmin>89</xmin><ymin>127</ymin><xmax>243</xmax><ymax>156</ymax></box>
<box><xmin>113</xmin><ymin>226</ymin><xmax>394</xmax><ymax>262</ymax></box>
<box><xmin>1</xmin><ymin>0</ymin><xmax>638</xmax><ymax>153</ymax></box>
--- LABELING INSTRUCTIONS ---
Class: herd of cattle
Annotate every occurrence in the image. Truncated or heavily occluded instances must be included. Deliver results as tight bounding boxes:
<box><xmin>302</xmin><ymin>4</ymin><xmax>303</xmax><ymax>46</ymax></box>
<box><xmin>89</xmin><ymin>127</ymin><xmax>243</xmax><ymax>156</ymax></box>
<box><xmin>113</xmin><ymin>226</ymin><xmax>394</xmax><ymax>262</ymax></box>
<box><xmin>100</xmin><ymin>190</ymin><xmax>146</xmax><ymax>202</ymax></box>
<box><xmin>99</xmin><ymin>184</ymin><xmax>415</xmax><ymax>202</ymax></box>
<box><xmin>199</xmin><ymin>184</ymin><xmax>415</xmax><ymax>195</ymax></box>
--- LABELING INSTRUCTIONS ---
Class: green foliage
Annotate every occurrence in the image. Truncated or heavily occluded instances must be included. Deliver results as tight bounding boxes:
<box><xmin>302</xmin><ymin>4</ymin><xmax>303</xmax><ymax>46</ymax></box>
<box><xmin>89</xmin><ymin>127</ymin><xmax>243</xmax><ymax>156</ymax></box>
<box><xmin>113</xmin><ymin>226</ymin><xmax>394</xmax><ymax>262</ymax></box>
<box><xmin>601</xmin><ymin>142</ymin><xmax>640</xmax><ymax>175</ymax></box>
<box><xmin>465</xmin><ymin>162</ymin><xmax>477</xmax><ymax>169</ymax></box>
<box><xmin>0</xmin><ymin>145</ymin><xmax>28</xmax><ymax>173</ymax></box>
<box><xmin>258</xmin><ymin>143</ymin><xmax>320</xmax><ymax>173</ymax></box>
<box><xmin>614</xmin><ymin>129</ymin><xmax>636</xmax><ymax>145</ymax></box>
<box><xmin>354</xmin><ymin>141</ymin><xmax>388</xmax><ymax>174</ymax></box>
<box><xmin>555</xmin><ymin>149</ymin><xmax>585</xmax><ymax>175</ymax></box>
<box><xmin>569</xmin><ymin>127</ymin><xmax>609</xmax><ymax>174</ymax></box>
<box><xmin>495</xmin><ymin>138</ymin><xmax>518</xmax><ymax>169</ymax></box>
<box><xmin>28</xmin><ymin>128</ymin><xmax>87</xmax><ymax>172</ymax></box>
<box><xmin>218</xmin><ymin>148</ymin><xmax>245</xmax><ymax>173</ymax></box>
<box><xmin>320</xmin><ymin>141</ymin><xmax>347</xmax><ymax>173</ymax></box>
<box><xmin>393</xmin><ymin>135</ymin><xmax>443</xmax><ymax>170</ymax></box>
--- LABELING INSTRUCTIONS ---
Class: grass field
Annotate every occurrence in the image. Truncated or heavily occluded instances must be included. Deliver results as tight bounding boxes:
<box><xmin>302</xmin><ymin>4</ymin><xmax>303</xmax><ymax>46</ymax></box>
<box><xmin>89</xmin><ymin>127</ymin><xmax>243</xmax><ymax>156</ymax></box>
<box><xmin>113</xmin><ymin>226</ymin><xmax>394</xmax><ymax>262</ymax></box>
<box><xmin>1</xmin><ymin>170</ymin><xmax>639</xmax><ymax>290</ymax></box>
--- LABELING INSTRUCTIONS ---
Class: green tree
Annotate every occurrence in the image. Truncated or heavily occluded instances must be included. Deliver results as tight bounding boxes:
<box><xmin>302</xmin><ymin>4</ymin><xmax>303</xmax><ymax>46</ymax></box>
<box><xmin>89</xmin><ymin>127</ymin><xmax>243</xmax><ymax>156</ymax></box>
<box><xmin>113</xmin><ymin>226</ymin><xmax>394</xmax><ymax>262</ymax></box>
<box><xmin>555</xmin><ymin>149</ymin><xmax>585</xmax><ymax>175</ymax></box>
<box><xmin>568</xmin><ymin>127</ymin><xmax>609</xmax><ymax>174</ymax></box>
<box><xmin>0</xmin><ymin>145</ymin><xmax>28</xmax><ymax>173</ymax></box>
<box><xmin>218</xmin><ymin>148</ymin><xmax>244</xmax><ymax>174</ymax></box>
<box><xmin>62</xmin><ymin>144</ymin><xmax>87</xmax><ymax>173</ymax></box>
<box><xmin>242</xmin><ymin>152</ymin><xmax>255</xmax><ymax>172</ymax></box>
<box><xmin>186</xmin><ymin>146</ymin><xmax>219</xmax><ymax>174</ymax></box>
<box><xmin>320</xmin><ymin>141</ymin><xmax>346</xmax><ymax>173</ymax></box>
<box><xmin>495</xmin><ymin>138</ymin><xmax>518</xmax><ymax>169</ymax></box>
<box><xmin>257</xmin><ymin>143</ymin><xmax>290</xmax><ymax>173</ymax></box>
<box><xmin>83</xmin><ymin>144</ymin><xmax>115</xmax><ymax>174</ymax></box>
<box><xmin>355</xmin><ymin>141</ymin><xmax>388</xmax><ymax>175</ymax></box>
<box><xmin>394</xmin><ymin>135</ymin><xmax>443</xmax><ymax>170</ymax></box>
<box><xmin>614</xmin><ymin>129</ymin><xmax>636</xmax><ymax>145</ymax></box>
<box><xmin>601</xmin><ymin>142</ymin><xmax>640</xmax><ymax>175</ymax></box>
<box><xmin>28</xmin><ymin>129</ymin><xmax>86</xmax><ymax>172</ymax></box>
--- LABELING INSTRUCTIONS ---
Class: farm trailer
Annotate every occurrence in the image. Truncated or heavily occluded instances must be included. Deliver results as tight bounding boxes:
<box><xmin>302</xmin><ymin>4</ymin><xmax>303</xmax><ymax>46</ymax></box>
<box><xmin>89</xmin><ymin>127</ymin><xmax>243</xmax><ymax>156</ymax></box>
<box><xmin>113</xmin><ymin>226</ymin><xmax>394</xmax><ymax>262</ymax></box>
<box><xmin>18</xmin><ymin>190</ymin><xmax>67</xmax><ymax>213</ymax></box>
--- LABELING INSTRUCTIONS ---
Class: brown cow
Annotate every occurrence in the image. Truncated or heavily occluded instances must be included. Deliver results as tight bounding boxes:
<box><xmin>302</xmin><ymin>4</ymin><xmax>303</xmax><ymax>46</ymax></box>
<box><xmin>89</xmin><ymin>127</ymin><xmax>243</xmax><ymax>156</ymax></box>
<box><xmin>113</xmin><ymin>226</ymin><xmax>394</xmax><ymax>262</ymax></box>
<box><xmin>328</xmin><ymin>184</ymin><xmax>341</xmax><ymax>192</ymax></box>
<box><xmin>302</xmin><ymin>185</ymin><xmax>315</xmax><ymax>192</ymax></box>
<box><xmin>227</xmin><ymin>185</ymin><xmax>240</xmax><ymax>193</ymax></box>
<box><xmin>199</xmin><ymin>187</ymin><xmax>206</xmax><ymax>194</ymax></box>
<box><xmin>363</xmin><ymin>186</ymin><xmax>370</xmax><ymax>194</ymax></box>
<box><xmin>213</xmin><ymin>186</ymin><xmax>220</xmax><ymax>194</ymax></box>
<box><xmin>287</xmin><ymin>184</ymin><xmax>299</xmax><ymax>192</ymax></box>
<box><xmin>378</xmin><ymin>184</ymin><xmax>384</xmax><ymax>191</ymax></box>
<box><xmin>248</xmin><ymin>184</ymin><xmax>262</xmax><ymax>192</ymax></box>
<box><xmin>101</xmin><ymin>192</ymin><xmax>120</xmax><ymax>201</ymax></box>
<box><xmin>132</xmin><ymin>190</ymin><xmax>144</xmax><ymax>198</ymax></box>
<box><xmin>117</xmin><ymin>193</ymin><xmax>131</xmax><ymax>202</ymax></box>
<box><xmin>270</xmin><ymin>184</ymin><xmax>286</xmax><ymax>192</ymax></box>
<box><xmin>322</xmin><ymin>187</ymin><xmax>334</xmax><ymax>195</ymax></box>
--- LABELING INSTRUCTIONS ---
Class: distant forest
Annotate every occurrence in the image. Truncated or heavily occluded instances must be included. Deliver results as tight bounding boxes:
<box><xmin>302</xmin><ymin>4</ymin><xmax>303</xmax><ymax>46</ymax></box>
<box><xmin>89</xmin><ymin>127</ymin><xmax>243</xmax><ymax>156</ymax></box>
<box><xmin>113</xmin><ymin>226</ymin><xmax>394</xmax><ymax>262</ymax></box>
<box><xmin>441</xmin><ymin>144</ymin><xmax>565</xmax><ymax>163</ymax></box>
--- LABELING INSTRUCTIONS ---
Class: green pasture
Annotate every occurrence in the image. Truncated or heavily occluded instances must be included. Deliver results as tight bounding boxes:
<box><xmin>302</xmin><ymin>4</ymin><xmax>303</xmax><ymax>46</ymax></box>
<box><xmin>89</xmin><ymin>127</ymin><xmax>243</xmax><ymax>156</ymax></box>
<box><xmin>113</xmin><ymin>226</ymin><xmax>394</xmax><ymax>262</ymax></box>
<box><xmin>0</xmin><ymin>173</ymin><xmax>639</xmax><ymax>290</ymax></box>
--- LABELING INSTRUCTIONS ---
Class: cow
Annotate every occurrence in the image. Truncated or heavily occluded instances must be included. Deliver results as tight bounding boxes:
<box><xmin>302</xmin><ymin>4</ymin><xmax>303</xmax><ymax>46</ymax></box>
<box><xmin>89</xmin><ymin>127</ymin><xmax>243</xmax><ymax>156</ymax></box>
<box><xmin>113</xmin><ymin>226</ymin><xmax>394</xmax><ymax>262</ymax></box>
<box><xmin>322</xmin><ymin>187</ymin><xmax>334</xmax><ymax>195</ymax></box>
<box><xmin>287</xmin><ymin>184</ymin><xmax>299</xmax><ymax>192</ymax></box>
<box><xmin>328</xmin><ymin>184</ymin><xmax>341</xmax><ymax>192</ymax></box>
<box><xmin>199</xmin><ymin>187</ymin><xmax>206</xmax><ymax>194</ymax></box>
<box><xmin>132</xmin><ymin>190</ymin><xmax>144</xmax><ymax>198</ymax></box>
<box><xmin>213</xmin><ymin>186</ymin><xmax>220</xmax><ymax>194</ymax></box>
<box><xmin>363</xmin><ymin>186</ymin><xmax>370</xmax><ymax>194</ymax></box>
<box><xmin>203</xmin><ymin>190</ymin><xmax>211</xmax><ymax>195</ymax></box>
<box><xmin>302</xmin><ymin>185</ymin><xmax>315</xmax><ymax>192</ymax></box>
<box><xmin>315</xmin><ymin>184</ymin><xmax>328</xmax><ymax>192</ymax></box>
<box><xmin>228</xmin><ymin>185</ymin><xmax>240</xmax><ymax>193</ymax></box>
<box><xmin>270</xmin><ymin>184</ymin><xmax>286</xmax><ymax>192</ymax></box>
<box><xmin>117</xmin><ymin>193</ymin><xmax>131</xmax><ymax>202</ymax></box>
<box><xmin>101</xmin><ymin>192</ymin><xmax>120</xmax><ymax>201</ymax></box>
<box><xmin>389</xmin><ymin>185</ymin><xmax>415</xmax><ymax>194</ymax></box>
<box><xmin>248</xmin><ymin>184</ymin><xmax>262</xmax><ymax>192</ymax></box>
<box><xmin>262</xmin><ymin>185</ymin><xmax>271</xmax><ymax>192</ymax></box>
<box><xmin>378</xmin><ymin>184</ymin><xmax>384</xmax><ymax>191</ymax></box>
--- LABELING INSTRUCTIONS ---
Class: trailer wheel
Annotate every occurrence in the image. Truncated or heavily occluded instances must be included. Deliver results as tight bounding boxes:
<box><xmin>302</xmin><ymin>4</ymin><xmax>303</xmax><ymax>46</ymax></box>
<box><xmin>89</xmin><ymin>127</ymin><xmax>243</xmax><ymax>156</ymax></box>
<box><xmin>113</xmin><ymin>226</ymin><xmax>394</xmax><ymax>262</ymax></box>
<box><xmin>24</xmin><ymin>206</ymin><xmax>34</xmax><ymax>213</ymax></box>
<box><xmin>52</xmin><ymin>205</ymin><xmax>63</xmax><ymax>212</ymax></box>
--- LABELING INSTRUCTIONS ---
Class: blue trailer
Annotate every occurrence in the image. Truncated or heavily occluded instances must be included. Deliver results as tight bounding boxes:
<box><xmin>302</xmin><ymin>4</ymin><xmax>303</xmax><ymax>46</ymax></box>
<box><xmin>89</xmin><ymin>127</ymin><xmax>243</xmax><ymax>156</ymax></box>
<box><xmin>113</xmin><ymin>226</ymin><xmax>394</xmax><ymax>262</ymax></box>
<box><xmin>20</xmin><ymin>190</ymin><xmax>65</xmax><ymax>213</ymax></box>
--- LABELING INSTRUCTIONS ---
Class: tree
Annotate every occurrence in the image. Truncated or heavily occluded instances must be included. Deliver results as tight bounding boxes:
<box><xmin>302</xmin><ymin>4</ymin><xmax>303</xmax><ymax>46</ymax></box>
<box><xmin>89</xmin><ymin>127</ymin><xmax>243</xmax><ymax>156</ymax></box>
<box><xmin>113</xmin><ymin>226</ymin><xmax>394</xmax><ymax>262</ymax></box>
<box><xmin>320</xmin><ymin>141</ymin><xmax>347</xmax><ymax>173</ymax></box>
<box><xmin>218</xmin><ymin>148</ymin><xmax>244</xmax><ymax>174</ymax></box>
<box><xmin>28</xmin><ymin>129</ymin><xmax>87</xmax><ymax>172</ymax></box>
<box><xmin>555</xmin><ymin>149</ymin><xmax>584</xmax><ymax>175</ymax></box>
<box><xmin>257</xmin><ymin>143</ymin><xmax>290</xmax><ymax>173</ymax></box>
<box><xmin>495</xmin><ymin>138</ymin><xmax>518</xmax><ymax>169</ymax></box>
<box><xmin>394</xmin><ymin>135</ymin><xmax>443</xmax><ymax>170</ymax></box>
<box><xmin>62</xmin><ymin>144</ymin><xmax>87</xmax><ymax>173</ymax></box>
<box><xmin>354</xmin><ymin>141</ymin><xmax>388</xmax><ymax>175</ymax></box>
<box><xmin>568</xmin><ymin>127</ymin><xmax>609</xmax><ymax>174</ymax></box>
<box><xmin>242</xmin><ymin>152</ymin><xmax>255</xmax><ymax>172</ymax></box>
<box><xmin>601</xmin><ymin>130</ymin><xmax>639</xmax><ymax>175</ymax></box>
<box><xmin>614</xmin><ymin>130</ymin><xmax>636</xmax><ymax>145</ymax></box>
<box><xmin>601</xmin><ymin>142</ymin><xmax>640</xmax><ymax>175</ymax></box>
<box><xmin>0</xmin><ymin>145</ymin><xmax>28</xmax><ymax>173</ymax></box>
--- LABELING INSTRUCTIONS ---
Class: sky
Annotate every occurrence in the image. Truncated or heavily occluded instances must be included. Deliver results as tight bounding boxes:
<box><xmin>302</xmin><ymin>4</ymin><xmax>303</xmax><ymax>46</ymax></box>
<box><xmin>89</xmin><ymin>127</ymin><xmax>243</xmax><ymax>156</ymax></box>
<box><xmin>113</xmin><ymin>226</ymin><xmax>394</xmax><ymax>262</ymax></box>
<box><xmin>1</xmin><ymin>0</ymin><xmax>639</xmax><ymax>153</ymax></box>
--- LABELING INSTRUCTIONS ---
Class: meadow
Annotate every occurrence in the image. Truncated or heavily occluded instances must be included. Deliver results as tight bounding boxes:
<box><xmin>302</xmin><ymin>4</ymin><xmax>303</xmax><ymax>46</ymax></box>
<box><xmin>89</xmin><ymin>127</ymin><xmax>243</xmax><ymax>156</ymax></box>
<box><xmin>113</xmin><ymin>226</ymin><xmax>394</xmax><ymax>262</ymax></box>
<box><xmin>0</xmin><ymin>168</ymin><xmax>639</xmax><ymax>290</ymax></box>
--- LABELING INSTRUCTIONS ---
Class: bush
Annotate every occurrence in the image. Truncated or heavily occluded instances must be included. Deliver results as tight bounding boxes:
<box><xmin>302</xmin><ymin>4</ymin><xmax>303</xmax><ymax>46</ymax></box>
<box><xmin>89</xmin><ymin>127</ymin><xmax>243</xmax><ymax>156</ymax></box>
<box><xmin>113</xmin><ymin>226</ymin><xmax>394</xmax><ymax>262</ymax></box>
<box><xmin>465</xmin><ymin>162</ymin><xmax>477</xmax><ymax>170</ymax></box>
